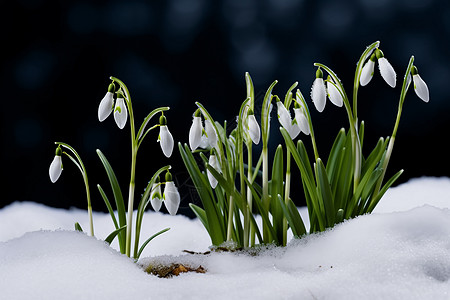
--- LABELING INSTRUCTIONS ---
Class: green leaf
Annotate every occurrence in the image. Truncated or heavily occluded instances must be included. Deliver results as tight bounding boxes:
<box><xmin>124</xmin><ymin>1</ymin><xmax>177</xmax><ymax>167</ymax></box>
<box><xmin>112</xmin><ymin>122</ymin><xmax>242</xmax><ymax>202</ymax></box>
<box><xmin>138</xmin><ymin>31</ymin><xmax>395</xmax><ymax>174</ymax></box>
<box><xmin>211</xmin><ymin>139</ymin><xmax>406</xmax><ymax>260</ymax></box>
<box><xmin>105</xmin><ymin>225</ymin><xmax>127</xmax><ymax>245</ymax></box>
<box><xmin>179</xmin><ymin>143</ymin><xmax>226</xmax><ymax>245</ymax></box>
<box><xmin>97</xmin><ymin>184</ymin><xmax>119</xmax><ymax>230</ymax></box>
<box><xmin>277</xmin><ymin>195</ymin><xmax>306</xmax><ymax>238</ymax></box>
<box><xmin>74</xmin><ymin>222</ymin><xmax>83</xmax><ymax>232</ymax></box>
<box><xmin>269</xmin><ymin>145</ymin><xmax>285</xmax><ymax>243</ymax></box>
<box><xmin>366</xmin><ymin>169</ymin><xmax>403</xmax><ymax>213</ymax></box>
<box><xmin>315</xmin><ymin>158</ymin><xmax>335</xmax><ymax>227</ymax></box>
<box><xmin>189</xmin><ymin>204</ymin><xmax>208</xmax><ymax>232</ymax></box>
<box><xmin>96</xmin><ymin>149</ymin><xmax>126</xmax><ymax>253</ymax></box>
<box><xmin>136</xmin><ymin>228</ymin><xmax>170</xmax><ymax>260</ymax></box>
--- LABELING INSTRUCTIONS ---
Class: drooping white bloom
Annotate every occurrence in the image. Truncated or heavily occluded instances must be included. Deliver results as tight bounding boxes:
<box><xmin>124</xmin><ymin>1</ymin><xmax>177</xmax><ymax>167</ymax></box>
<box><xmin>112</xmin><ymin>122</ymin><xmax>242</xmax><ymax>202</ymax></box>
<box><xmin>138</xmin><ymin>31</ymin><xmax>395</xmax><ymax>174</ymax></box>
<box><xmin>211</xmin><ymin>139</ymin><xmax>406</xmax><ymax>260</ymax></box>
<box><xmin>98</xmin><ymin>92</ymin><xmax>114</xmax><ymax>122</ymax></box>
<box><xmin>204</xmin><ymin>119</ymin><xmax>218</xmax><ymax>148</ymax></box>
<box><xmin>159</xmin><ymin>125</ymin><xmax>174</xmax><ymax>158</ymax></box>
<box><xmin>411</xmin><ymin>66</ymin><xmax>429</xmax><ymax>103</ymax></box>
<box><xmin>189</xmin><ymin>116</ymin><xmax>203</xmax><ymax>151</ymax></box>
<box><xmin>163</xmin><ymin>181</ymin><xmax>180</xmax><ymax>216</ymax></box>
<box><xmin>326</xmin><ymin>78</ymin><xmax>344</xmax><ymax>107</ymax></box>
<box><xmin>149</xmin><ymin>182</ymin><xmax>162</xmax><ymax>212</ymax></box>
<box><xmin>113</xmin><ymin>97</ymin><xmax>128</xmax><ymax>129</ymax></box>
<box><xmin>207</xmin><ymin>154</ymin><xmax>221</xmax><ymax>189</ymax></box>
<box><xmin>246</xmin><ymin>113</ymin><xmax>260</xmax><ymax>145</ymax></box>
<box><xmin>49</xmin><ymin>147</ymin><xmax>63</xmax><ymax>183</ymax></box>
<box><xmin>98</xmin><ymin>83</ymin><xmax>115</xmax><ymax>122</ymax></box>
<box><xmin>378</xmin><ymin>57</ymin><xmax>396</xmax><ymax>88</ymax></box>
<box><xmin>294</xmin><ymin>107</ymin><xmax>310</xmax><ymax>135</ymax></box>
<box><xmin>360</xmin><ymin>55</ymin><xmax>376</xmax><ymax>86</ymax></box>
<box><xmin>311</xmin><ymin>68</ymin><xmax>327</xmax><ymax>113</ymax></box>
<box><xmin>276</xmin><ymin>100</ymin><xmax>300</xmax><ymax>139</ymax></box>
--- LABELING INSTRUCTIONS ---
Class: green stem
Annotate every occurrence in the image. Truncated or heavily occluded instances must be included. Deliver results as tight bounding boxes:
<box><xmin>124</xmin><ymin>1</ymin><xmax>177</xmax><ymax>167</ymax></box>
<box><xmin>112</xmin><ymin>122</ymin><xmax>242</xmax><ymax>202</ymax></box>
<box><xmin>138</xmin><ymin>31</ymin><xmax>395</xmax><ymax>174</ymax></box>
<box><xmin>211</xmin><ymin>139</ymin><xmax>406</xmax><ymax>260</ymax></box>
<box><xmin>246</xmin><ymin>142</ymin><xmax>254</xmax><ymax>247</ymax></box>
<box><xmin>226</xmin><ymin>195</ymin><xmax>234</xmax><ymax>242</ymax></box>
<box><xmin>56</xmin><ymin>142</ymin><xmax>94</xmax><ymax>237</ymax></box>
<box><xmin>110</xmin><ymin>76</ymin><xmax>138</xmax><ymax>258</ymax></box>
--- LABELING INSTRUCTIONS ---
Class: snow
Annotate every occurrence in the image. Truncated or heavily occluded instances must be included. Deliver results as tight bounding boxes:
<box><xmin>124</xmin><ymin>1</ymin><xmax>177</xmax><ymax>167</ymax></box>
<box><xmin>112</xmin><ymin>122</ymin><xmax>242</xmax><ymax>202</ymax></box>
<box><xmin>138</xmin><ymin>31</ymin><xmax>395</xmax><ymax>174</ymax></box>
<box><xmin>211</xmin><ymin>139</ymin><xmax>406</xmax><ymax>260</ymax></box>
<box><xmin>1</xmin><ymin>177</ymin><xmax>450</xmax><ymax>299</ymax></box>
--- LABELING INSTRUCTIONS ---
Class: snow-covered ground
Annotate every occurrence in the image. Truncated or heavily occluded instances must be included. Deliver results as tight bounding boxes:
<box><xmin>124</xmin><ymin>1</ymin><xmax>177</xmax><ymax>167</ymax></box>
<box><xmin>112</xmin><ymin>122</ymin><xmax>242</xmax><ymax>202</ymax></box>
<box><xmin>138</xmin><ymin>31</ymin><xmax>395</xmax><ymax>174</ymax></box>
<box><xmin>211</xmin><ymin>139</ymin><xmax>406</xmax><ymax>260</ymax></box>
<box><xmin>1</xmin><ymin>177</ymin><xmax>450</xmax><ymax>299</ymax></box>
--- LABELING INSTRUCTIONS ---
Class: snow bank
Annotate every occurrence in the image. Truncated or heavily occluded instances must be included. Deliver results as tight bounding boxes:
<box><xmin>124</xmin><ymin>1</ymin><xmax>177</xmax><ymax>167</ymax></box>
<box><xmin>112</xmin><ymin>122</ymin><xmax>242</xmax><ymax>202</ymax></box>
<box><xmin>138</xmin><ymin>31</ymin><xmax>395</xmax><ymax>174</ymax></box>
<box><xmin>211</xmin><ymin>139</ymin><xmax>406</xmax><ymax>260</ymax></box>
<box><xmin>0</xmin><ymin>177</ymin><xmax>449</xmax><ymax>299</ymax></box>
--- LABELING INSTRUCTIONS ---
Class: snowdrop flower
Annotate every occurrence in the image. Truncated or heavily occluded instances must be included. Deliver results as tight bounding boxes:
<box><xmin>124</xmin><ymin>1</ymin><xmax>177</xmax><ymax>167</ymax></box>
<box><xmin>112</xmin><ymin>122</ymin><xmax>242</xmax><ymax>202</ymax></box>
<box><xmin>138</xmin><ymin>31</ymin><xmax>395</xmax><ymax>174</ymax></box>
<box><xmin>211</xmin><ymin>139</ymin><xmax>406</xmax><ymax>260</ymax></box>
<box><xmin>293</xmin><ymin>101</ymin><xmax>310</xmax><ymax>136</ymax></box>
<box><xmin>150</xmin><ymin>177</ymin><xmax>163</xmax><ymax>212</ymax></box>
<box><xmin>49</xmin><ymin>146</ymin><xmax>63</xmax><ymax>183</ymax></box>
<box><xmin>360</xmin><ymin>54</ymin><xmax>376</xmax><ymax>86</ymax></box>
<box><xmin>204</xmin><ymin>119</ymin><xmax>218</xmax><ymax>148</ymax></box>
<box><xmin>311</xmin><ymin>68</ymin><xmax>327</xmax><ymax>112</ymax></box>
<box><xmin>246</xmin><ymin>109</ymin><xmax>260</xmax><ymax>144</ymax></box>
<box><xmin>411</xmin><ymin>66</ymin><xmax>429</xmax><ymax>102</ymax></box>
<box><xmin>163</xmin><ymin>171</ymin><xmax>180</xmax><ymax>216</ymax></box>
<box><xmin>207</xmin><ymin>152</ymin><xmax>221</xmax><ymax>189</ymax></box>
<box><xmin>376</xmin><ymin>49</ymin><xmax>396</xmax><ymax>88</ymax></box>
<box><xmin>158</xmin><ymin>115</ymin><xmax>174</xmax><ymax>158</ymax></box>
<box><xmin>98</xmin><ymin>83</ymin><xmax>115</xmax><ymax>122</ymax></box>
<box><xmin>189</xmin><ymin>109</ymin><xmax>203</xmax><ymax>151</ymax></box>
<box><xmin>276</xmin><ymin>99</ymin><xmax>300</xmax><ymax>139</ymax></box>
<box><xmin>326</xmin><ymin>76</ymin><xmax>344</xmax><ymax>107</ymax></box>
<box><xmin>360</xmin><ymin>50</ymin><xmax>396</xmax><ymax>88</ymax></box>
<box><xmin>113</xmin><ymin>93</ymin><xmax>128</xmax><ymax>129</ymax></box>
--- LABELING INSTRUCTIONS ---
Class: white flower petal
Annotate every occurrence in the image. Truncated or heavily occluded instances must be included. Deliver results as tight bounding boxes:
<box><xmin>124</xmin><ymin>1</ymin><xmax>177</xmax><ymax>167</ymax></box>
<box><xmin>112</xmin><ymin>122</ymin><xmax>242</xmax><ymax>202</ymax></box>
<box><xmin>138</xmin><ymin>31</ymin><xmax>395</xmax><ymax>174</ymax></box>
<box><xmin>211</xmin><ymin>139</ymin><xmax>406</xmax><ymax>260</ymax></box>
<box><xmin>113</xmin><ymin>98</ymin><xmax>128</xmax><ymax>129</ymax></box>
<box><xmin>159</xmin><ymin>125</ymin><xmax>174</xmax><ymax>157</ymax></box>
<box><xmin>164</xmin><ymin>181</ymin><xmax>180</xmax><ymax>216</ymax></box>
<box><xmin>311</xmin><ymin>78</ymin><xmax>326</xmax><ymax>112</ymax></box>
<box><xmin>49</xmin><ymin>156</ymin><xmax>63</xmax><ymax>183</ymax></box>
<box><xmin>294</xmin><ymin>108</ymin><xmax>310</xmax><ymax>135</ymax></box>
<box><xmin>326</xmin><ymin>81</ymin><xmax>343</xmax><ymax>107</ymax></box>
<box><xmin>150</xmin><ymin>183</ymin><xmax>162</xmax><ymax>212</ymax></box>
<box><xmin>205</xmin><ymin>119</ymin><xmax>218</xmax><ymax>148</ymax></box>
<box><xmin>207</xmin><ymin>155</ymin><xmax>221</xmax><ymax>189</ymax></box>
<box><xmin>288</xmin><ymin>122</ymin><xmax>301</xmax><ymax>139</ymax></box>
<box><xmin>98</xmin><ymin>92</ymin><xmax>114</xmax><ymax>122</ymax></box>
<box><xmin>189</xmin><ymin>116</ymin><xmax>203</xmax><ymax>151</ymax></box>
<box><xmin>247</xmin><ymin>114</ymin><xmax>260</xmax><ymax>145</ymax></box>
<box><xmin>378</xmin><ymin>57</ymin><xmax>396</xmax><ymax>88</ymax></box>
<box><xmin>413</xmin><ymin>74</ymin><xmax>429</xmax><ymax>102</ymax></box>
<box><xmin>276</xmin><ymin>101</ymin><xmax>292</xmax><ymax>130</ymax></box>
<box><xmin>360</xmin><ymin>59</ymin><xmax>375</xmax><ymax>86</ymax></box>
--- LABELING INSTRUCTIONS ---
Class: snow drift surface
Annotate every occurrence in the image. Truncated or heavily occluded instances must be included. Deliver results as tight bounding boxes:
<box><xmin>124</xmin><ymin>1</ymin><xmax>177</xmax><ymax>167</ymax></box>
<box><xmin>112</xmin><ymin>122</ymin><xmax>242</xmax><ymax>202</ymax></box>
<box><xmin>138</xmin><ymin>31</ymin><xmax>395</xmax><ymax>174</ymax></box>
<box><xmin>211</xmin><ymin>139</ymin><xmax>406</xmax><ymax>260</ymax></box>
<box><xmin>1</xmin><ymin>177</ymin><xmax>450</xmax><ymax>299</ymax></box>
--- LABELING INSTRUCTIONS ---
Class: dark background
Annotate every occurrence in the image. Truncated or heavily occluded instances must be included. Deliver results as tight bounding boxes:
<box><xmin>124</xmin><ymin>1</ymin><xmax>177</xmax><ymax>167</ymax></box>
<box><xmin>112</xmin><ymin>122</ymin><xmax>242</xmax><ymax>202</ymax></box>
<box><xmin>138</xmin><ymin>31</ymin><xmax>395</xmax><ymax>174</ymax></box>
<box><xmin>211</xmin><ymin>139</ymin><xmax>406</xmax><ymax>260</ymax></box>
<box><xmin>1</xmin><ymin>0</ymin><xmax>449</xmax><ymax>217</ymax></box>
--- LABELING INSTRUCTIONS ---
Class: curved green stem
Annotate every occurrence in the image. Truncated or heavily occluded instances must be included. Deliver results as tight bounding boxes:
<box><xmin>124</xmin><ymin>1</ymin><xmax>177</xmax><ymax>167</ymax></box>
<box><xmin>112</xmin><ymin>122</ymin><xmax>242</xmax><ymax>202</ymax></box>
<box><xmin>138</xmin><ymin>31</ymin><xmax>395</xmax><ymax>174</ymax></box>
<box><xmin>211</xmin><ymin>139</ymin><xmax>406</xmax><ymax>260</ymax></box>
<box><xmin>55</xmin><ymin>142</ymin><xmax>94</xmax><ymax>237</ymax></box>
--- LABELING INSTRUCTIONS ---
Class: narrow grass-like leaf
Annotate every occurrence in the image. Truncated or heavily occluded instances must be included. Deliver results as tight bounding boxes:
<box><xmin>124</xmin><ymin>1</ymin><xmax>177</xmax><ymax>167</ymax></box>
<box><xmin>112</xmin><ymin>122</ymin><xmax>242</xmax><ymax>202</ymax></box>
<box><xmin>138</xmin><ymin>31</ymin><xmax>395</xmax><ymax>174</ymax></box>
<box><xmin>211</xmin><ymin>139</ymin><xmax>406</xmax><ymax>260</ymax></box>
<box><xmin>136</xmin><ymin>228</ymin><xmax>170</xmax><ymax>260</ymax></box>
<box><xmin>315</xmin><ymin>159</ymin><xmax>335</xmax><ymax>227</ymax></box>
<box><xmin>97</xmin><ymin>184</ymin><xmax>119</xmax><ymax>230</ymax></box>
<box><xmin>277</xmin><ymin>195</ymin><xmax>306</xmax><ymax>238</ymax></box>
<box><xmin>96</xmin><ymin>149</ymin><xmax>126</xmax><ymax>253</ymax></box>
<box><xmin>366</xmin><ymin>169</ymin><xmax>403</xmax><ymax>213</ymax></box>
<box><xmin>74</xmin><ymin>222</ymin><xmax>83</xmax><ymax>232</ymax></box>
<box><xmin>105</xmin><ymin>225</ymin><xmax>127</xmax><ymax>245</ymax></box>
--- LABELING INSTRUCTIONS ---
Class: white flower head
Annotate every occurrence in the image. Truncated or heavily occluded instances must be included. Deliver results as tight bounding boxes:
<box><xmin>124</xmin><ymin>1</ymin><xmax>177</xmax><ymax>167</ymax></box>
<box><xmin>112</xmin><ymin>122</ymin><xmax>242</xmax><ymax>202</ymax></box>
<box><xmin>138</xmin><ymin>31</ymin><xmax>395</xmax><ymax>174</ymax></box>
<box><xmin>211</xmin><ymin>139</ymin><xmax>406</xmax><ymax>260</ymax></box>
<box><xmin>246</xmin><ymin>110</ymin><xmax>260</xmax><ymax>144</ymax></box>
<box><xmin>326</xmin><ymin>76</ymin><xmax>344</xmax><ymax>107</ymax></box>
<box><xmin>360</xmin><ymin>54</ymin><xmax>376</xmax><ymax>86</ymax></box>
<box><xmin>98</xmin><ymin>83</ymin><xmax>115</xmax><ymax>122</ymax></box>
<box><xmin>207</xmin><ymin>153</ymin><xmax>221</xmax><ymax>189</ymax></box>
<box><xmin>163</xmin><ymin>172</ymin><xmax>180</xmax><ymax>216</ymax></box>
<box><xmin>293</xmin><ymin>101</ymin><xmax>310</xmax><ymax>136</ymax></box>
<box><xmin>49</xmin><ymin>146</ymin><xmax>63</xmax><ymax>183</ymax></box>
<box><xmin>113</xmin><ymin>95</ymin><xmax>128</xmax><ymax>129</ymax></box>
<box><xmin>158</xmin><ymin>115</ymin><xmax>174</xmax><ymax>158</ymax></box>
<box><xmin>276</xmin><ymin>100</ymin><xmax>300</xmax><ymax>139</ymax></box>
<box><xmin>189</xmin><ymin>109</ymin><xmax>203</xmax><ymax>151</ymax></box>
<box><xmin>204</xmin><ymin>119</ymin><xmax>218</xmax><ymax>148</ymax></box>
<box><xmin>311</xmin><ymin>68</ymin><xmax>327</xmax><ymax>112</ymax></box>
<box><xmin>411</xmin><ymin>66</ymin><xmax>429</xmax><ymax>102</ymax></box>
<box><xmin>376</xmin><ymin>49</ymin><xmax>396</xmax><ymax>88</ymax></box>
<box><xmin>150</xmin><ymin>178</ymin><xmax>163</xmax><ymax>212</ymax></box>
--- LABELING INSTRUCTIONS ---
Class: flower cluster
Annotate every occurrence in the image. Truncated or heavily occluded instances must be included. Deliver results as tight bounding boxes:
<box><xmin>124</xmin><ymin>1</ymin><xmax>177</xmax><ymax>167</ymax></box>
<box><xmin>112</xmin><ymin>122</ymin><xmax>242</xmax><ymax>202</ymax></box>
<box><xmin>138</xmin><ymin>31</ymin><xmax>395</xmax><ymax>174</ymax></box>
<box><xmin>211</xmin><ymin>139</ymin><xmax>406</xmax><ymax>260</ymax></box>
<box><xmin>149</xmin><ymin>171</ymin><xmax>180</xmax><ymax>216</ymax></box>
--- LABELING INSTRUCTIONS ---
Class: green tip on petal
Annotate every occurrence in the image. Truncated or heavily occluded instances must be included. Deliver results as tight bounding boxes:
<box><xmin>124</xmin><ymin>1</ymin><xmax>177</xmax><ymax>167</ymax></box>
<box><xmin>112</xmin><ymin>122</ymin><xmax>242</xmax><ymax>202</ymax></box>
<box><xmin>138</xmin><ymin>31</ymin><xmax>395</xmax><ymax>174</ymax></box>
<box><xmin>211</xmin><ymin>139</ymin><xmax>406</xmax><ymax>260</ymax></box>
<box><xmin>165</xmin><ymin>171</ymin><xmax>172</xmax><ymax>182</ymax></box>
<box><xmin>107</xmin><ymin>83</ymin><xmax>115</xmax><ymax>93</ymax></box>
<box><xmin>375</xmin><ymin>49</ymin><xmax>384</xmax><ymax>59</ymax></box>
<box><xmin>159</xmin><ymin>114</ymin><xmax>167</xmax><ymax>125</ymax></box>
<box><xmin>55</xmin><ymin>146</ymin><xmax>62</xmax><ymax>156</ymax></box>
<box><xmin>316</xmin><ymin>68</ymin><xmax>323</xmax><ymax>79</ymax></box>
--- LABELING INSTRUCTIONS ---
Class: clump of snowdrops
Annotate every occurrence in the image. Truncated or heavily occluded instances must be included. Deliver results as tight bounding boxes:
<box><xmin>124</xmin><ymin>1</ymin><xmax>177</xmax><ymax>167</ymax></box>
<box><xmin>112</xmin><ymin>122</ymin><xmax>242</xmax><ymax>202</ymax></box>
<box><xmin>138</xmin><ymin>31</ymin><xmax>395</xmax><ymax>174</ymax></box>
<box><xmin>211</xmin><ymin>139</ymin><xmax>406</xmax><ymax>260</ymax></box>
<box><xmin>180</xmin><ymin>41</ymin><xmax>429</xmax><ymax>248</ymax></box>
<box><xmin>49</xmin><ymin>77</ymin><xmax>180</xmax><ymax>259</ymax></box>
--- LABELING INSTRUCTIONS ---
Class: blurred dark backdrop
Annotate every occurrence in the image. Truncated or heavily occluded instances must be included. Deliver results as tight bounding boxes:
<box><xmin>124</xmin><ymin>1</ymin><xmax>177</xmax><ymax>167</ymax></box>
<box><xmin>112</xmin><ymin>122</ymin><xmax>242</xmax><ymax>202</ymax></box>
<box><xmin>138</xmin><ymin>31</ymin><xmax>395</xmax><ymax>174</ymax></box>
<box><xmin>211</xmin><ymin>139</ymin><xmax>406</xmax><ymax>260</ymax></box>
<box><xmin>1</xmin><ymin>0</ymin><xmax>449</xmax><ymax>217</ymax></box>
